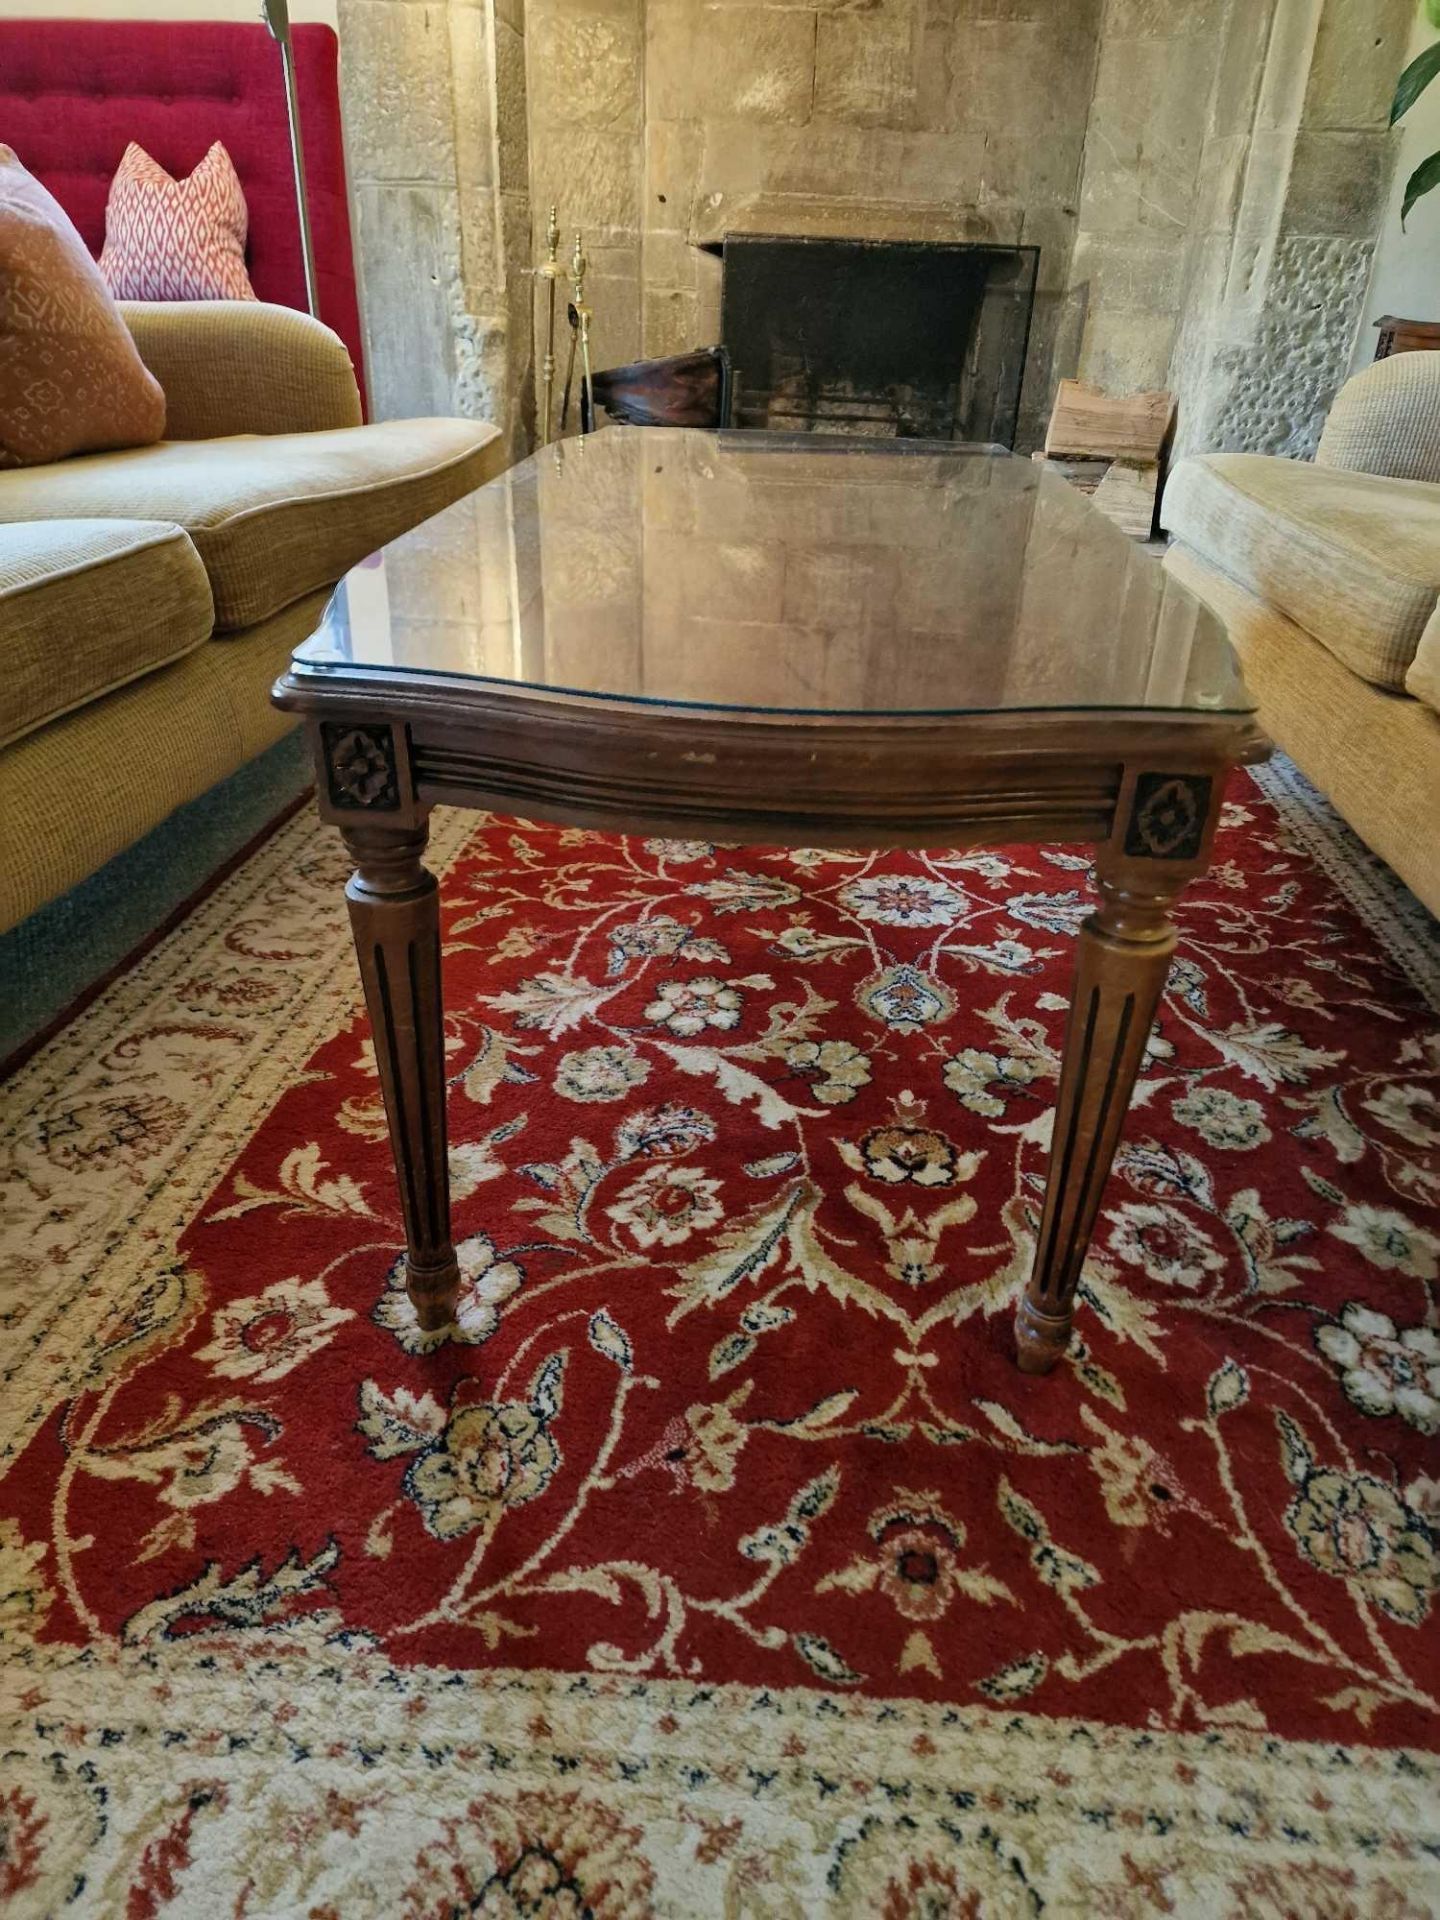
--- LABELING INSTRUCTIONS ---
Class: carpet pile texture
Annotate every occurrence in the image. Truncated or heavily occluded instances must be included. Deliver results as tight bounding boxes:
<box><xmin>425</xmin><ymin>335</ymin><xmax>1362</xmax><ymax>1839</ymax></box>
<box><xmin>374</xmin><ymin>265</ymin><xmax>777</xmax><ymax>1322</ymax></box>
<box><xmin>2</xmin><ymin>761</ymin><xmax>1438</xmax><ymax>1915</ymax></box>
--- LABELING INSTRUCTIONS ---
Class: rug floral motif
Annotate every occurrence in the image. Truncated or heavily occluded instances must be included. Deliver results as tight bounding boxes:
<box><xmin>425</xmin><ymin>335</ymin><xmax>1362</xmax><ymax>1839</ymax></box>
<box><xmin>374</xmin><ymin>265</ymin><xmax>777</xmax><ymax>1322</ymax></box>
<box><xmin>2</xmin><ymin>766</ymin><xmax>1438</xmax><ymax>1915</ymax></box>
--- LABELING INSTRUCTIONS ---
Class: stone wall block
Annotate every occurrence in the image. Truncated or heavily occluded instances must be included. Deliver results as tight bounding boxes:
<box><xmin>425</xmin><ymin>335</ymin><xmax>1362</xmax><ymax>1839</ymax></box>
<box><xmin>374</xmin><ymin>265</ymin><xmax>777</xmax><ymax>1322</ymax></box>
<box><xmin>448</xmin><ymin>4</ymin><xmax>497</xmax><ymax>192</ymax></box>
<box><xmin>691</xmin><ymin>122</ymin><xmax>983</xmax><ymax>216</ymax></box>
<box><xmin>645</xmin><ymin>117</ymin><xmax>707</xmax><ymax>233</ymax></box>
<box><xmin>353</xmin><ymin>183</ymin><xmax>460</xmax><ymax>417</ymax></box>
<box><xmin>910</xmin><ymin>8</ymin><xmax>954</xmax><ymax>133</ymax></box>
<box><xmin>645</xmin><ymin>3</ymin><xmax>698</xmax><ymax>123</ymax></box>
<box><xmin>1209</xmin><ymin>0</ymin><xmax>1277</xmax><ymax>139</ymax></box>
<box><xmin>338</xmin><ymin>0</ymin><xmax>457</xmax><ymax>184</ymax></box>
<box><xmin>814</xmin><ymin>9</ymin><xmax>920</xmax><ymax>131</ymax></box>
<box><xmin>1286</xmin><ymin>128</ymin><xmax>1395</xmax><ymax>238</ymax></box>
<box><xmin>696</xmin><ymin>267</ymin><xmax>722</xmax><ymax>344</ymax></box>
<box><xmin>946</xmin><ymin>21</ymin><xmax>1095</xmax><ymax>152</ymax></box>
<box><xmin>1018</xmin><ymin>202</ymin><xmax>1079</xmax><ymax>293</ymax></box>
<box><xmin>1190</xmin><ymin>131</ymin><xmax>1249</xmax><ymax>240</ymax></box>
<box><xmin>495</xmin><ymin>19</ymin><xmax>532</xmax><ymax>192</ymax></box>
<box><xmin>1223</xmin><ymin>125</ymin><xmax>1296</xmax><ymax>307</ymax></box>
<box><xmin>1304</xmin><ymin>0</ymin><xmax>1414</xmax><ymax>131</ymax></box>
<box><xmin>1254</xmin><ymin>0</ymin><xmax>1322</xmax><ymax>136</ymax></box>
<box><xmin>531</xmin><ymin>128</ymin><xmax>643</xmax><ymax>233</ymax></box>
<box><xmin>980</xmin><ymin>131</ymin><xmax>1088</xmax><ymax>209</ymax></box>
<box><xmin>1070</xmin><ymin>228</ymin><xmax>1188</xmax><ymax>313</ymax></box>
<box><xmin>528</xmin><ymin>8</ymin><xmax>642</xmax><ymax>130</ymax></box>
<box><xmin>1070</xmin><ymin>226</ymin><xmax>1187</xmax><ymax>394</ymax></box>
<box><xmin>1012</xmin><ymin>287</ymin><xmax>1072</xmax><ymax>451</ymax></box>
<box><xmin>642</xmin><ymin>286</ymin><xmax>701</xmax><ymax>357</ymax></box>
<box><xmin>458</xmin><ymin>182</ymin><xmax>505</xmax><ymax>299</ymax></box>
<box><xmin>1167</xmin><ymin>230</ymin><xmax>1231</xmax><ymax>460</ymax></box>
<box><xmin>704</xmin><ymin>6</ymin><xmax>816</xmax><ymax>124</ymax></box>
<box><xmin>502</xmin><ymin>185</ymin><xmax>535</xmax><ymax>448</ymax></box>
<box><xmin>648</xmin><ymin>4</ymin><xmax>817</xmax><ymax>125</ymax></box>
<box><xmin>1077</xmin><ymin>308</ymin><xmax>1177</xmax><ymax>394</ymax></box>
<box><xmin>582</xmin><ymin>264</ymin><xmax>643</xmax><ymax>369</ymax></box>
<box><xmin>641</xmin><ymin>227</ymin><xmax>701</xmax><ymax>293</ymax></box>
<box><xmin>1078</xmin><ymin>35</ymin><xmax>1216</xmax><ymax>235</ymax></box>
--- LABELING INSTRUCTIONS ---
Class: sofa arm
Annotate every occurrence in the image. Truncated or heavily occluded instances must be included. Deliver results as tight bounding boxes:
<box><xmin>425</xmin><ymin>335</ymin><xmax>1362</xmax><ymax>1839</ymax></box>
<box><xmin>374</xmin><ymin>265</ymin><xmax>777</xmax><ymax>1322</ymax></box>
<box><xmin>119</xmin><ymin>301</ymin><xmax>363</xmax><ymax>439</ymax></box>
<box><xmin>1316</xmin><ymin>351</ymin><xmax>1440</xmax><ymax>484</ymax></box>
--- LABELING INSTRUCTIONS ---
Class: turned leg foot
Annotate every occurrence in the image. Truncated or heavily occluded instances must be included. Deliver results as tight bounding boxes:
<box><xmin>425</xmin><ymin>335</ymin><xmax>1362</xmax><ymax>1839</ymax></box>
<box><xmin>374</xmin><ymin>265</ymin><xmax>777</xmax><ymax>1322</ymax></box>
<box><xmin>1015</xmin><ymin>1299</ymin><xmax>1074</xmax><ymax>1376</ymax></box>
<box><xmin>1016</xmin><ymin>865</ymin><xmax>1184</xmax><ymax>1374</ymax></box>
<box><xmin>342</xmin><ymin>820</ymin><xmax>459</xmax><ymax>1331</ymax></box>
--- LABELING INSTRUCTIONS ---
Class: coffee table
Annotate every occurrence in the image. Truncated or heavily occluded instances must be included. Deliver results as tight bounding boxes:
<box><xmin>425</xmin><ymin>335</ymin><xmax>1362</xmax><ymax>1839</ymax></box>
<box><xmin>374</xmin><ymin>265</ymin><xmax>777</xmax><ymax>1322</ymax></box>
<box><xmin>273</xmin><ymin>429</ymin><xmax>1265</xmax><ymax>1375</ymax></box>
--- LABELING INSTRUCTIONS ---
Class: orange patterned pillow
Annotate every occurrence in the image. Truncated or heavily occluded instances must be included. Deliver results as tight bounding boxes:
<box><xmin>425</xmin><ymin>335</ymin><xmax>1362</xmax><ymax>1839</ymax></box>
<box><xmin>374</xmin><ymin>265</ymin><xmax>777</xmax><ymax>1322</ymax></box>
<box><xmin>0</xmin><ymin>145</ymin><xmax>166</xmax><ymax>469</ymax></box>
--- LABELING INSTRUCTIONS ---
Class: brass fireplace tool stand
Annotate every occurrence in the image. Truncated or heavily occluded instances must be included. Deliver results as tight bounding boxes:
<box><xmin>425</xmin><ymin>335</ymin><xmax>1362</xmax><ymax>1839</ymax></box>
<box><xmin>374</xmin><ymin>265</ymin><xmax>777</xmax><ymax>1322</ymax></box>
<box><xmin>537</xmin><ymin>206</ymin><xmax>561</xmax><ymax>443</ymax></box>
<box><xmin>536</xmin><ymin>213</ymin><xmax>597</xmax><ymax>441</ymax></box>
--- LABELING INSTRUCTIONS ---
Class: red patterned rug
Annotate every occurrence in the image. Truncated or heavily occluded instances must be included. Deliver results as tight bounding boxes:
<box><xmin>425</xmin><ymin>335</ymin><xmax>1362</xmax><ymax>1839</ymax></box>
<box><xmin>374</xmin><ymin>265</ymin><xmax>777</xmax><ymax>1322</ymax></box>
<box><xmin>3</xmin><ymin>761</ymin><xmax>1438</xmax><ymax>1915</ymax></box>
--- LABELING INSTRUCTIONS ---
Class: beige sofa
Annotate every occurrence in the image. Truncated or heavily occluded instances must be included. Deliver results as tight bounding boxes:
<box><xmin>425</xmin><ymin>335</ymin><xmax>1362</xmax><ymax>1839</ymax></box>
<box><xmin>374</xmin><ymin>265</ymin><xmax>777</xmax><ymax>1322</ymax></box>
<box><xmin>1162</xmin><ymin>351</ymin><xmax>1440</xmax><ymax>917</ymax></box>
<box><xmin>0</xmin><ymin>301</ymin><xmax>504</xmax><ymax>932</ymax></box>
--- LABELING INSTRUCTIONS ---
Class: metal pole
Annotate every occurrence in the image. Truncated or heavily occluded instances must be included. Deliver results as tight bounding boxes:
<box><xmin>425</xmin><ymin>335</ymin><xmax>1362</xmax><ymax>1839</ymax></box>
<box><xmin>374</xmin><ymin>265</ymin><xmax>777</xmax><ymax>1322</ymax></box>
<box><xmin>572</xmin><ymin>232</ymin><xmax>594</xmax><ymax>435</ymax></box>
<box><xmin>262</xmin><ymin>0</ymin><xmax>320</xmax><ymax>318</ymax></box>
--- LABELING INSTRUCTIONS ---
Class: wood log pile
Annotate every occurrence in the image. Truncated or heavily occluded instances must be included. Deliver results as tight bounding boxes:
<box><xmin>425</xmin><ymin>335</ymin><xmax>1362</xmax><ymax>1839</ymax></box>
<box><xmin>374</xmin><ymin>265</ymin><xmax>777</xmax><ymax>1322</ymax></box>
<box><xmin>1033</xmin><ymin>381</ymin><xmax>1177</xmax><ymax>539</ymax></box>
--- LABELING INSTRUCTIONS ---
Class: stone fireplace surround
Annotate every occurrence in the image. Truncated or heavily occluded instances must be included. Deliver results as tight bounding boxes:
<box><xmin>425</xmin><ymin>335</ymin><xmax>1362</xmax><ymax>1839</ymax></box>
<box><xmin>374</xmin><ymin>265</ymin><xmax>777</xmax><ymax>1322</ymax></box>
<box><xmin>337</xmin><ymin>0</ymin><xmax>1415</xmax><ymax>467</ymax></box>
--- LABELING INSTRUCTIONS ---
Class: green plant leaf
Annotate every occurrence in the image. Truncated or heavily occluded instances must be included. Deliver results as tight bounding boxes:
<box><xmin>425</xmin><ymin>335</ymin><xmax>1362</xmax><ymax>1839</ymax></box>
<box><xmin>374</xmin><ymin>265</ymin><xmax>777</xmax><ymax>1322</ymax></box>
<box><xmin>1392</xmin><ymin>39</ymin><xmax>1440</xmax><ymax>123</ymax></box>
<box><xmin>1428</xmin><ymin>0</ymin><xmax>1440</xmax><ymax>32</ymax></box>
<box><xmin>1402</xmin><ymin>147</ymin><xmax>1440</xmax><ymax>226</ymax></box>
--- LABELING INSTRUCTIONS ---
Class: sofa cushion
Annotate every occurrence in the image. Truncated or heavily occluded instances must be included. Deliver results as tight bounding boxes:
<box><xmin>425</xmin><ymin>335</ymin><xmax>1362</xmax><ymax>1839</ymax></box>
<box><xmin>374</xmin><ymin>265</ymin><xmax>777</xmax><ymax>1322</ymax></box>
<box><xmin>1317</xmin><ymin>351</ymin><xmax>1440</xmax><ymax>485</ymax></box>
<box><xmin>0</xmin><ymin>518</ymin><xmax>212</xmax><ymax>747</ymax></box>
<box><xmin>1407</xmin><ymin>606</ymin><xmax>1440</xmax><ymax>716</ymax></box>
<box><xmin>0</xmin><ymin>417</ymin><xmax>504</xmax><ymax>630</ymax></box>
<box><xmin>1161</xmin><ymin>453</ymin><xmax>1440</xmax><ymax>690</ymax></box>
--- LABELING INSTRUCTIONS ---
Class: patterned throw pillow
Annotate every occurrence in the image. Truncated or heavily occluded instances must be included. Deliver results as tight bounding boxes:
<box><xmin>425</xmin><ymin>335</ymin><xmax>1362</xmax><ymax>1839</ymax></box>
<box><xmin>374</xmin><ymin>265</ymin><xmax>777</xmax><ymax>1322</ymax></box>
<box><xmin>99</xmin><ymin>141</ymin><xmax>257</xmax><ymax>303</ymax></box>
<box><xmin>0</xmin><ymin>146</ymin><xmax>166</xmax><ymax>469</ymax></box>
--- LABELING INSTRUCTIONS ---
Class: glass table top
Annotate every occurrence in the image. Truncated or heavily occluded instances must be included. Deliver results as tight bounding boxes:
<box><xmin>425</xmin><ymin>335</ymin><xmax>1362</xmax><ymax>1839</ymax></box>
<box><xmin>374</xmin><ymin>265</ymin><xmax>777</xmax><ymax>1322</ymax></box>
<box><xmin>294</xmin><ymin>429</ymin><xmax>1253</xmax><ymax>719</ymax></box>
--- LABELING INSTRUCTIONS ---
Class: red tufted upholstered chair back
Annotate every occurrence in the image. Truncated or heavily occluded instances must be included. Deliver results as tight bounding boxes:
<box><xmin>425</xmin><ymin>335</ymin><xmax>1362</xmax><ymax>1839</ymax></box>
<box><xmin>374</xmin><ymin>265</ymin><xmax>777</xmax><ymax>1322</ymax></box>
<box><xmin>0</xmin><ymin>17</ymin><xmax>366</xmax><ymax>406</ymax></box>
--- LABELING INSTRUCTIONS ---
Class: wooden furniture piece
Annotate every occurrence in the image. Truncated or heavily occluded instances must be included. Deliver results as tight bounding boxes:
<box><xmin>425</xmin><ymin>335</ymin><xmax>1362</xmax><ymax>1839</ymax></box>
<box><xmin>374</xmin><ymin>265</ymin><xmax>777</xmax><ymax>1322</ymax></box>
<box><xmin>591</xmin><ymin>346</ymin><xmax>733</xmax><ymax>428</ymax></box>
<box><xmin>1372</xmin><ymin>315</ymin><xmax>1440</xmax><ymax>360</ymax></box>
<box><xmin>274</xmin><ymin>430</ymin><xmax>1265</xmax><ymax>1376</ymax></box>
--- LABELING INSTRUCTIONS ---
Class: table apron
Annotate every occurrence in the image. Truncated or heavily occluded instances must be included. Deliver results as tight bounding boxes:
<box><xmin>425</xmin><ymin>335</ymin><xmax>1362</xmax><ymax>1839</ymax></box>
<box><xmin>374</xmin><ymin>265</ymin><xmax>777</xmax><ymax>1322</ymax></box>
<box><xmin>279</xmin><ymin>677</ymin><xmax>1266</xmax><ymax>856</ymax></box>
<box><xmin>410</xmin><ymin>736</ymin><xmax>1124</xmax><ymax>850</ymax></box>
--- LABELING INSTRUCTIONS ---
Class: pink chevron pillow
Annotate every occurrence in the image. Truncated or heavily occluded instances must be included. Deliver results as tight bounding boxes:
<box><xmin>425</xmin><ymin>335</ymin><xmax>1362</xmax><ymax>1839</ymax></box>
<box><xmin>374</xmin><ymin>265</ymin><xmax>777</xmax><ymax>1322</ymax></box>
<box><xmin>99</xmin><ymin>141</ymin><xmax>257</xmax><ymax>302</ymax></box>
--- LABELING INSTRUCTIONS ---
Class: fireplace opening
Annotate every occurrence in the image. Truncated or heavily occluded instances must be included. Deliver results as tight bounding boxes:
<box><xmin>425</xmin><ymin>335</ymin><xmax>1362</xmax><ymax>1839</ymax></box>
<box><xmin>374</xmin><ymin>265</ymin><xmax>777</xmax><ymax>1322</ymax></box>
<box><xmin>718</xmin><ymin>235</ymin><xmax>1038</xmax><ymax>447</ymax></box>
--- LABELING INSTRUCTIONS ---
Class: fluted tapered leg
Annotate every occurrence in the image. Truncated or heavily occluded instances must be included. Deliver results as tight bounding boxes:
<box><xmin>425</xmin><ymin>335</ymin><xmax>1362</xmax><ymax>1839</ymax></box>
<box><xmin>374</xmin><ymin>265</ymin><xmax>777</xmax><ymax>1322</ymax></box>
<box><xmin>342</xmin><ymin>820</ymin><xmax>459</xmax><ymax>1331</ymax></box>
<box><xmin>1016</xmin><ymin>867</ymin><xmax>1183</xmax><ymax>1375</ymax></box>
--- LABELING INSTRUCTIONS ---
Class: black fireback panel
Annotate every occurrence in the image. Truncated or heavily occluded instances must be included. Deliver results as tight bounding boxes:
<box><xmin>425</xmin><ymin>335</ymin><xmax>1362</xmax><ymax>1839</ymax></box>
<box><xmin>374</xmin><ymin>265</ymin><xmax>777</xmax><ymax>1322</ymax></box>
<box><xmin>721</xmin><ymin>235</ymin><xmax>1038</xmax><ymax>447</ymax></box>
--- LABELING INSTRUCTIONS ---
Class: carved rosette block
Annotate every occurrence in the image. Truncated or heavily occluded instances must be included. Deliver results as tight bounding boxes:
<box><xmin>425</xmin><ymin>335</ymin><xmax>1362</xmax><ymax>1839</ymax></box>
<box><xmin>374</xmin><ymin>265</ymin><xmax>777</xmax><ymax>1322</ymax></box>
<box><xmin>341</xmin><ymin>820</ymin><xmax>459</xmax><ymax>1331</ymax></box>
<box><xmin>1123</xmin><ymin>772</ymin><xmax>1212</xmax><ymax>861</ymax></box>
<box><xmin>321</xmin><ymin>721</ymin><xmax>401</xmax><ymax>812</ymax></box>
